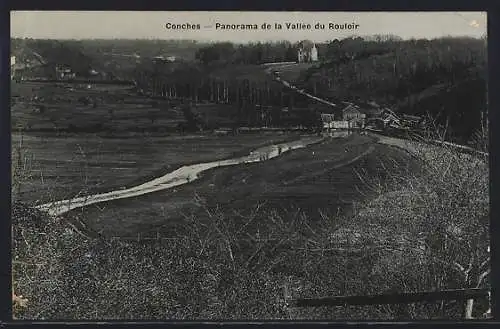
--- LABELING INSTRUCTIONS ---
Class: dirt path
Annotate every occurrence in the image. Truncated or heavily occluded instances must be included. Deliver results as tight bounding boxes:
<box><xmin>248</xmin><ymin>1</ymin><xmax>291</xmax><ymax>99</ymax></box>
<box><xmin>36</xmin><ymin>136</ymin><xmax>325</xmax><ymax>217</ymax></box>
<box><xmin>263</xmin><ymin>63</ymin><xmax>339</xmax><ymax>108</ymax></box>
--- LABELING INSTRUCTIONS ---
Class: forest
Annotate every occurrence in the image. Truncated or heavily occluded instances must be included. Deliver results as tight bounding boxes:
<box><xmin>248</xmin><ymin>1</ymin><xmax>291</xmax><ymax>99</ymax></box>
<box><xmin>296</xmin><ymin>36</ymin><xmax>487</xmax><ymax>143</ymax></box>
<box><xmin>12</xmin><ymin>35</ymin><xmax>488</xmax><ymax>143</ymax></box>
<box><xmin>135</xmin><ymin>36</ymin><xmax>487</xmax><ymax>143</ymax></box>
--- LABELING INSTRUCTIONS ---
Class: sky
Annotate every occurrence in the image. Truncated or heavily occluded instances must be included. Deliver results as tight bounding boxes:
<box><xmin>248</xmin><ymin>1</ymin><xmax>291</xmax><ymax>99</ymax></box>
<box><xmin>11</xmin><ymin>11</ymin><xmax>487</xmax><ymax>42</ymax></box>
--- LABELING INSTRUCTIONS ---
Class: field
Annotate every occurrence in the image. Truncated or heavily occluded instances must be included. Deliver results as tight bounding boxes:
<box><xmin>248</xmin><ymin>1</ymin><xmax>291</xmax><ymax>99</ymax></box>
<box><xmin>12</xmin><ymin>132</ymin><xmax>302</xmax><ymax>205</ymax></box>
<box><xmin>61</xmin><ymin>134</ymin><xmax>420</xmax><ymax>237</ymax></box>
<box><xmin>11</xmin><ymin>81</ymin><xmax>240</xmax><ymax>133</ymax></box>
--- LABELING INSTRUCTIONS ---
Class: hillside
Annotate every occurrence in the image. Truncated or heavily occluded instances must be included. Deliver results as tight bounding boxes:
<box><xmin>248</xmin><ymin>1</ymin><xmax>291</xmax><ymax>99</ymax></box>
<box><xmin>12</xmin><ymin>39</ymin><xmax>95</xmax><ymax>76</ymax></box>
<box><xmin>11</xmin><ymin>37</ymin><xmax>488</xmax><ymax>143</ymax></box>
<box><xmin>12</xmin><ymin>134</ymin><xmax>490</xmax><ymax>319</ymax></box>
<box><xmin>11</xmin><ymin>39</ymin><xmax>208</xmax><ymax>80</ymax></box>
<box><xmin>294</xmin><ymin>36</ymin><xmax>487</xmax><ymax>143</ymax></box>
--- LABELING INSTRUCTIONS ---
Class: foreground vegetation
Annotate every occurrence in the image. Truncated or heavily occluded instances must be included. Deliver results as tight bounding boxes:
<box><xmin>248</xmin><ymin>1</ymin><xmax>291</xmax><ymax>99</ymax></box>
<box><xmin>12</xmin><ymin>134</ymin><xmax>489</xmax><ymax>320</ymax></box>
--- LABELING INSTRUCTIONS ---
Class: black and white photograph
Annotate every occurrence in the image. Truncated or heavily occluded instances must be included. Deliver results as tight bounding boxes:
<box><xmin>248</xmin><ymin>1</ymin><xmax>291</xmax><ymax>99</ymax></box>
<box><xmin>10</xmin><ymin>11</ymin><xmax>489</xmax><ymax>320</ymax></box>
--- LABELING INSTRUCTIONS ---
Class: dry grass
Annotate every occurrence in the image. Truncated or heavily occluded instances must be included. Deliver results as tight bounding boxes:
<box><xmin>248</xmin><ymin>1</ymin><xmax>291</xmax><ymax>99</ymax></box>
<box><xmin>11</xmin><ymin>131</ymin><xmax>490</xmax><ymax>320</ymax></box>
<box><xmin>354</xmin><ymin>133</ymin><xmax>490</xmax><ymax>318</ymax></box>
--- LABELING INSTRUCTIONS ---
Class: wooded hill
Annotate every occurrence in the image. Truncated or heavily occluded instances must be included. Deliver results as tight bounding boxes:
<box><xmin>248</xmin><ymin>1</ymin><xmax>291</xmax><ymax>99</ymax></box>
<box><xmin>135</xmin><ymin>36</ymin><xmax>487</xmax><ymax>143</ymax></box>
<box><xmin>12</xmin><ymin>37</ymin><xmax>487</xmax><ymax>143</ymax></box>
<box><xmin>295</xmin><ymin>36</ymin><xmax>487</xmax><ymax>144</ymax></box>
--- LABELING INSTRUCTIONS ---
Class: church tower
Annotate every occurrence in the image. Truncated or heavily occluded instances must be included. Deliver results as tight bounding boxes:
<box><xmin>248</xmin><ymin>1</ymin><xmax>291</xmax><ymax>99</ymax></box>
<box><xmin>310</xmin><ymin>43</ymin><xmax>318</xmax><ymax>62</ymax></box>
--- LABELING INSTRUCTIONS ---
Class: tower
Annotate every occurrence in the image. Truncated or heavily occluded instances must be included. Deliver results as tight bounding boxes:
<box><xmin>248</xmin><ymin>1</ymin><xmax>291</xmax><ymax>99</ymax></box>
<box><xmin>311</xmin><ymin>43</ymin><xmax>318</xmax><ymax>62</ymax></box>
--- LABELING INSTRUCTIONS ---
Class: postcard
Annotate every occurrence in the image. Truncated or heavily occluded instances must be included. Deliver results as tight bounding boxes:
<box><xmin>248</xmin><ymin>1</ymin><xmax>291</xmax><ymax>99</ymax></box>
<box><xmin>10</xmin><ymin>11</ymin><xmax>489</xmax><ymax>321</ymax></box>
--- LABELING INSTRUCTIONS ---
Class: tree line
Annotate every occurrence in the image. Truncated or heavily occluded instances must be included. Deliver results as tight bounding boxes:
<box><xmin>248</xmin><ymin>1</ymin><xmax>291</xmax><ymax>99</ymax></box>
<box><xmin>296</xmin><ymin>36</ymin><xmax>487</xmax><ymax>143</ymax></box>
<box><xmin>134</xmin><ymin>62</ymin><xmax>321</xmax><ymax>131</ymax></box>
<box><xmin>194</xmin><ymin>41</ymin><xmax>300</xmax><ymax>65</ymax></box>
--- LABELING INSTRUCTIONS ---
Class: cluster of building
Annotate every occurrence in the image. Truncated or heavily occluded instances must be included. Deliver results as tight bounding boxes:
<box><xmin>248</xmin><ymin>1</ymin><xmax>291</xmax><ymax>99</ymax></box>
<box><xmin>319</xmin><ymin>101</ymin><xmax>425</xmax><ymax>133</ymax></box>
<box><xmin>11</xmin><ymin>60</ymin><xmax>107</xmax><ymax>81</ymax></box>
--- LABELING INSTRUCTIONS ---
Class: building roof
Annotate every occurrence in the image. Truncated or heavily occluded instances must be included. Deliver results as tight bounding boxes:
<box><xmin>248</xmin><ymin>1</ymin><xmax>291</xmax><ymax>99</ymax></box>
<box><xmin>382</xmin><ymin>113</ymin><xmax>400</xmax><ymax>123</ymax></box>
<box><xmin>381</xmin><ymin>108</ymin><xmax>400</xmax><ymax>119</ymax></box>
<box><xmin>343</xmin><ymin>104</ymin><xmax>361</xmax><ymax>113</ymax></box>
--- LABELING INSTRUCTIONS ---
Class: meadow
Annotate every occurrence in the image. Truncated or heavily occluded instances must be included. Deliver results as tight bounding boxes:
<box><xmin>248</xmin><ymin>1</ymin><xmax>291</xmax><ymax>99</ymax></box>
<box><xmin>11</xmin><ymin>81</ymin><xmax>241</xmax><ymax>133</ymax></box>
<box><xmin>12</xmin><ymin>133</ymin><xmax>489</xmax><ymax>320</ymax></box>
<box><xmin>61</xmin><ymin>134</ymin><xmax>417</xmax><ymax>237</ymax></box>
<box><xmin>11</xmin><ymin>79</ymin><xmax>307</xmax><ymax>206</ymax></box>
<box><xmin>12</xmin><ymin>132</ymin><xmax>301</xmax><ymax>205</ymax></box>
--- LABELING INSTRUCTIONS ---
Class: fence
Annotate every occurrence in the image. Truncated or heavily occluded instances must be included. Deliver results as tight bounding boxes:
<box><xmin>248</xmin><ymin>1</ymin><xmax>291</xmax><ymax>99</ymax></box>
<box><xmin>290</xmin><ymin>288</ymin><xmax>489</xmax><ymax>307</ymax></box>
<box><xmin>289</xmin><ymin>288</ymin><xmax>491</xmax><ymax>319</ymax></box>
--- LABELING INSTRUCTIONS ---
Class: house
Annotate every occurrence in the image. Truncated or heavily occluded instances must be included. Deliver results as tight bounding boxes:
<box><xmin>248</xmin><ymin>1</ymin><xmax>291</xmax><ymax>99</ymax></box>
<box><xmin>342</xmin><ymin>103</ymin><xmax>366</xmax><ymax>128</ymax></box>
<box><xmin>56</xmin><ymin>65</ymin><xmax>75</xmax><ymax>80</ymax></box>
<box><xmin>321</xmin><ymin>113</ymin><xmax>335</xmax><ymax>129</ymax></box>
<box><xmin>10</xmin><ymin>56</ymin><xmax>16</xmax><ymax>79</ymax></box>
<box><xmin>321</xmin><ymin>113</ymin><xmax>349</xmax><ymax>130</ymax></box>
<box><xmin>297</xmin><ymin>40</ymin><xmax>319</xmax><ymax>63</ymax></box>
<box><xmin>153</xmin><ymin>55</ymin><xmax>175</xmax><ymax>64</ymax></box>
<box><xmin>381</xmin><ymin>109</ymin><xmax>402</xmax><ymax>128</ymax></box>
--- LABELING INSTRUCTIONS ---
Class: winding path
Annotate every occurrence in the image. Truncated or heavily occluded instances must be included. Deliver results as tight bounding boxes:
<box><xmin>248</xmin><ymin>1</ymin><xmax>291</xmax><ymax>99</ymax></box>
<box><xmin>36</xmin><ymin>136</ymin><xmax>324</xmax><ymax>217</ymax></box>
<box><xmin>263</xmin><ymin>63</ymin><xmax>339</xmax><ymax>109</ymax></box>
